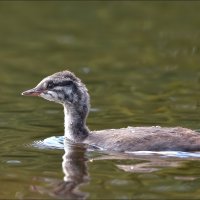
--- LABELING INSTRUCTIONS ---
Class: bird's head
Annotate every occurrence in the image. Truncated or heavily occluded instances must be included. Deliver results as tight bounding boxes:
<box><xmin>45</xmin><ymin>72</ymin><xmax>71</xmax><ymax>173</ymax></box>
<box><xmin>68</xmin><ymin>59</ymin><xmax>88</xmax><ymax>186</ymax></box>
<box><xmin>22</xmin><ymin>71</ymin><xmax>90</xmax><ymax>113</ymax></box>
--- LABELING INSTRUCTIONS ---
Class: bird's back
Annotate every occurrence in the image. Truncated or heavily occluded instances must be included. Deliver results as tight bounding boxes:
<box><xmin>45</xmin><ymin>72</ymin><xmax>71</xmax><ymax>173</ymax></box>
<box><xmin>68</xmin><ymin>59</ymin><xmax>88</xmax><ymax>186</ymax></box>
<box><xmin>85</xmin><ymin>126</ymin><xmax>200</xmax><ymax>152</ymax></box>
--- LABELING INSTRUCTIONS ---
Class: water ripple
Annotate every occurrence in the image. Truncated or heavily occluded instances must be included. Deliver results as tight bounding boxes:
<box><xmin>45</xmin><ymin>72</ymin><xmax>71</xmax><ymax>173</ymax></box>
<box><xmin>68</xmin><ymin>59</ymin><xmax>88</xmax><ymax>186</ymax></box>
<box><xmin>126</xmin><ymin>151</ymin><xmax>200</xmax><ymax>158</ymax></box>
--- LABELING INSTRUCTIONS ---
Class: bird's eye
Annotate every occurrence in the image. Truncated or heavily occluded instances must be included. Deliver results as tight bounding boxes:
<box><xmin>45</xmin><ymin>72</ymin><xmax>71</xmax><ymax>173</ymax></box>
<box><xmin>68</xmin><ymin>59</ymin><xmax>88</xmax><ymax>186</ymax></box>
<box><xmin>47</xmin><ymin>81</ymin><xmax>54</xmax><ymax>89</ymax></box>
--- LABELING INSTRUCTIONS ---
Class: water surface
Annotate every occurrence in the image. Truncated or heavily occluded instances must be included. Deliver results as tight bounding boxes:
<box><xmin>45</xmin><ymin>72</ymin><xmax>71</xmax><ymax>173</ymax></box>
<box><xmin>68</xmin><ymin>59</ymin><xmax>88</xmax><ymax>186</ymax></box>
<box><xmin>0</xmin><ymin>2</ymin><xmax>200</xmax><ymax>199</ymax></box>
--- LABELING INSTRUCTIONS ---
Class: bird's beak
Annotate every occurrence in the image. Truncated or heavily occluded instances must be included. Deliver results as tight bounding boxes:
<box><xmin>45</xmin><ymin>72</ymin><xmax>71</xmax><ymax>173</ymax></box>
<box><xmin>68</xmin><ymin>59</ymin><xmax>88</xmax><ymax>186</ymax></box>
<box><xmin>21</xmin><ymin>87</ymin><xmax>44</xmax><ymax>96</ymax></box>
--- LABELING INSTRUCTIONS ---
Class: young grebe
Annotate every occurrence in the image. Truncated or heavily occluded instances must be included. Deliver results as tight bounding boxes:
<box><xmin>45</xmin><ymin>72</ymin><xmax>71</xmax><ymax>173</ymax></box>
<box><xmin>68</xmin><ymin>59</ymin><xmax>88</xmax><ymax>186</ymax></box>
<box><xmin>22</xmin><ymin>71</ymin><xmax>200</xmax><ymax>152</ymax></box>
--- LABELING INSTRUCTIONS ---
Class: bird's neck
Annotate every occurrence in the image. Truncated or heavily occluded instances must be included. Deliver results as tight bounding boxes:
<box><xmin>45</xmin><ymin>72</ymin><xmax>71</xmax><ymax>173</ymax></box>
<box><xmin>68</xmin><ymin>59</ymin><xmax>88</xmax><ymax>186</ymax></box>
<box><xmin>63</xmin><ymin>104</ymin><xmax>89</xmax><ymax>142</ymax></box>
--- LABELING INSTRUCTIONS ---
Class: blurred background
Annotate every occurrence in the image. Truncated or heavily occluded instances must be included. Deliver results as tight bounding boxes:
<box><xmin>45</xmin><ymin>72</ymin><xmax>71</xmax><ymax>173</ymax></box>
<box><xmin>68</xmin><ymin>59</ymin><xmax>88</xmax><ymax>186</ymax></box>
<box><xmin>1</xmin><ymin>1</ymin><xmax>200</xmax><ymax>130</ymax></box>
<box><xmin>0</xmin><ymin>2</ymin><xmax>200</xmax><ymax>199</ymax></box>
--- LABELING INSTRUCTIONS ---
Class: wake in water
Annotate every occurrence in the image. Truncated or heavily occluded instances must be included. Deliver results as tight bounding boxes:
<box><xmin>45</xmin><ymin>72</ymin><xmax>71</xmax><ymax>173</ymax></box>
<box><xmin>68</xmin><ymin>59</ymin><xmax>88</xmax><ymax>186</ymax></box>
<box><xmin>33</xmin><ymin>136</ymin><xmax>65</xmax><ymax>150</ymax></box>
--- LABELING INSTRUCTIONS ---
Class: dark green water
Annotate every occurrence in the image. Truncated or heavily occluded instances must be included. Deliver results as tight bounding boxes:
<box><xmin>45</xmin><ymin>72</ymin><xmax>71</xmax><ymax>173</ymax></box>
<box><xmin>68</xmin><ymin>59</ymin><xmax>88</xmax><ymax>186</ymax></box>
<box><xmin>0</xmin><ymin>2</ymin><xmax>200</xmax><ymax>199</ymax></box>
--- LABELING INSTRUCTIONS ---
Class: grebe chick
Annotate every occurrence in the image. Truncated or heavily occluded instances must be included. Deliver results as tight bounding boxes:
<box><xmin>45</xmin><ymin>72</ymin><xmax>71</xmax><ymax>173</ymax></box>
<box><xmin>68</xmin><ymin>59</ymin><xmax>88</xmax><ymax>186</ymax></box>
<box><xmin>22</xmin><ymin>71</ymin><xmax>200</xmax><ymax>152</ymax></box>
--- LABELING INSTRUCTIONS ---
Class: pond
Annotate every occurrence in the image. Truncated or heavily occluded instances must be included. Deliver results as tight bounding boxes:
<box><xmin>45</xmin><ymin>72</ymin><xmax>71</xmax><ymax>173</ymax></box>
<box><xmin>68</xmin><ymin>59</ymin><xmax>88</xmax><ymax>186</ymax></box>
<box><xmin>0</xmin><ymin>2</ymin><xmax>200</xmax><ymax>199</ymax></box>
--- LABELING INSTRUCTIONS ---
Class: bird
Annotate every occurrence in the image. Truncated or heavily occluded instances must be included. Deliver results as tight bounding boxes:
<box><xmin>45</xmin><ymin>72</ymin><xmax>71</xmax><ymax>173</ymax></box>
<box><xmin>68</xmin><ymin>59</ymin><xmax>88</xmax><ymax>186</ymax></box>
<box><xmin>22</xmin><ymin>70</ymin><xmax>200</xmax><ymax>152</ymax></box>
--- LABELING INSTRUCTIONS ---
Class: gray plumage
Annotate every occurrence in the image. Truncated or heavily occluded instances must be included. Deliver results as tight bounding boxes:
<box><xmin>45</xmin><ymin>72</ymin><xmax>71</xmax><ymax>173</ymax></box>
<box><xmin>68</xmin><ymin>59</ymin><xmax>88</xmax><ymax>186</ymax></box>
<box><xmin>22</xmin><ymin>70</ymin><xmax>200</xmax><ymax>152</ymax></box>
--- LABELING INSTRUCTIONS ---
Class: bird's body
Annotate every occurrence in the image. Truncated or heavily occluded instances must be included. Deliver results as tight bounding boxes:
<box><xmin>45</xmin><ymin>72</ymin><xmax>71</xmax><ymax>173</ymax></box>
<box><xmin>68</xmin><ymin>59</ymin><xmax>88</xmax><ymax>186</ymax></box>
<box><xmin>22</xmin><ymin>70</ymin><xmax>200</xmax><ymax>152</ymax></box>
<box><xmin>89</xmin><ymin>127</ymin><xmax>200</xmax><ymax>152</ymax></box>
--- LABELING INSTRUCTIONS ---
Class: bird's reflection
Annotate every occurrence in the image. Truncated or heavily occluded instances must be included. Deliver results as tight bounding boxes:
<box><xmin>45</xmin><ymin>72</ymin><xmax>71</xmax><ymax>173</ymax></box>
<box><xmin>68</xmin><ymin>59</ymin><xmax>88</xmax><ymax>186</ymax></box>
<box><xmin>60</xmin><ymin>140</ymin><xmax>89</xmax><ymax>199</ymax></box>
<box><xmin>31</xmin><ymin>139</ymin><xmax>89</xmax><ymax>199</ymax></box>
